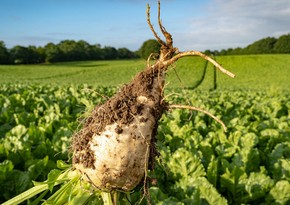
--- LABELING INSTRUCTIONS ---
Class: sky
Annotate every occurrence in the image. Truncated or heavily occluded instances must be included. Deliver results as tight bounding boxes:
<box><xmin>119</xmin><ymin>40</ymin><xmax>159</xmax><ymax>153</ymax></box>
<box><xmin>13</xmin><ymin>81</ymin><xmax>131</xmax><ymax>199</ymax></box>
<box><xmin>1</xmin><ymin>0</ymin><xmax>290</xmax><ymax>51</ymax></box>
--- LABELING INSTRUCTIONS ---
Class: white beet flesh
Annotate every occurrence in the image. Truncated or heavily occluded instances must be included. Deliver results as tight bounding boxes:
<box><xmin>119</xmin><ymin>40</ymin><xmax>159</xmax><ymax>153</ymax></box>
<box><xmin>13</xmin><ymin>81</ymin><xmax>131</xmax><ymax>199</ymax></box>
<box><xmin>72</xmin><ymin>70</ymin><xmax>166</xmax><ymax>191</ymax></box>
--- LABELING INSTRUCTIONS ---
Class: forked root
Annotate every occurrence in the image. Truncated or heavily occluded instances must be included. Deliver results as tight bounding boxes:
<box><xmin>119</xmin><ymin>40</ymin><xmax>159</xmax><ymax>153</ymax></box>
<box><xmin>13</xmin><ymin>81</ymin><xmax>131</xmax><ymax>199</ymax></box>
<box><xmin>163</xmin><ymin>51</ymin><xmax>235</xmax><ymax>78</ymax></box>
<box><xmin>169</xmin><ymin>104</ymin><xmax>228</xmax><ymax>132</ymax></box>
<box><xmin>147</xmin><ymin>1</ymin><xmax>234</xmax><ymax>134</ymax></box>
<box><xmin>147</xmin><ymin>1</ymin><xmax>235</xmax><ymax>79</ymax></box>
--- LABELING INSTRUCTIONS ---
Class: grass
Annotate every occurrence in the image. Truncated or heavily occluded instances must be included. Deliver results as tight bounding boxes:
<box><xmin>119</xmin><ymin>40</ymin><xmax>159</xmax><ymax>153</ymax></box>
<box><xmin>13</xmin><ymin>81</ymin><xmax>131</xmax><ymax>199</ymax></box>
<box><xmin>215</xmin><ymin>54</ymin><xmax>290</xmax><ymax>91</ymax></box>
<box><xmin>0</xmin><ymin>60</ymin><xmax>145</xmax><ymax>87</ymax></box>
<box><xmin>0</xmin><ymin>54</ymin><xmax>289</xmax><ymax>91</ymax></box>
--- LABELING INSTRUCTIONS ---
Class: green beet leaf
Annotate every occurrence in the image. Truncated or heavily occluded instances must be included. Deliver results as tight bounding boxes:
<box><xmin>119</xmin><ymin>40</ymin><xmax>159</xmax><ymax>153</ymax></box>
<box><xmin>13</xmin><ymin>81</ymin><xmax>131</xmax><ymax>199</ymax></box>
<box><xmin>266</xmin><ymin>180</ymin><xmax>290</xmax><ymax>204</ymax></box>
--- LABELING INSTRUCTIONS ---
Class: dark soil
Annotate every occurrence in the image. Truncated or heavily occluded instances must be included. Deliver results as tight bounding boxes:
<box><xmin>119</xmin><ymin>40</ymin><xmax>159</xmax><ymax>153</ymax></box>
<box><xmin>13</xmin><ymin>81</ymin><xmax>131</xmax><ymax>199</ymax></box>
<box><xmin>72</xmin><ymin>66</ymin><xmax>168</xmax><ymax>169</ymax></box>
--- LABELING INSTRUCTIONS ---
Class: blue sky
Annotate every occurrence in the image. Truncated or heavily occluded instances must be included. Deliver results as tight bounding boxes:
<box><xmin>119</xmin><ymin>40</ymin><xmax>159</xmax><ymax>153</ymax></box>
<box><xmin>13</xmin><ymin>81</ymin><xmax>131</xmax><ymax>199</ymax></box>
<box><xmin>1</xmin><ymin>0</ymin><xmax>290</xmax><ymax>51</ymax></box>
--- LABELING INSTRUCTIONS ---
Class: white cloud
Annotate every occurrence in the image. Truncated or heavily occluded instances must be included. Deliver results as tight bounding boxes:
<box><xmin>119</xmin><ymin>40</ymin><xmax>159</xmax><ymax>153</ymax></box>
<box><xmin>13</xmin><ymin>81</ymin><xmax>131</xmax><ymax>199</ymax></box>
<box><xmin>173</xmin><ymin>0</ymin><xmax>290</xmax><ymax>51</ymax></box>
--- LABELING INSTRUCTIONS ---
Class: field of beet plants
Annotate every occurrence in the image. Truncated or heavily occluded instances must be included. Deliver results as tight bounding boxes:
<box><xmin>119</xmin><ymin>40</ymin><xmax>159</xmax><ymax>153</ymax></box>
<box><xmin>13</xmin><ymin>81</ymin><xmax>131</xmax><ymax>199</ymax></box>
<box><xmin>0</xmin><ymin>82</ymin><xmax>289</xmax><ymax>204</ymax></box>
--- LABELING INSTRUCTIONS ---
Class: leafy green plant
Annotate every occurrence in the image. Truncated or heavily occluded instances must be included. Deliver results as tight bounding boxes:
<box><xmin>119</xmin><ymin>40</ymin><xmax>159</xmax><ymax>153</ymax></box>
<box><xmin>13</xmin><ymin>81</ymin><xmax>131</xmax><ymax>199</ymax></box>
<box><xmin>1</xmin><ymin>84</ymin><xmax>289</xmax><ymax>204</ymax></box>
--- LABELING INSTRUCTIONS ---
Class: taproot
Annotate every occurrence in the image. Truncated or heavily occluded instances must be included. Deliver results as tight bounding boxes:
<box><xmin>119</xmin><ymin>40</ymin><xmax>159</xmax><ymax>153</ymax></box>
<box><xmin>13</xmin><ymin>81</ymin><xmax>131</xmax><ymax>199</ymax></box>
<box><xmin>71</xmin><ymin>1</ymin><xmax>235</xmax><ymax>192</ymax></box>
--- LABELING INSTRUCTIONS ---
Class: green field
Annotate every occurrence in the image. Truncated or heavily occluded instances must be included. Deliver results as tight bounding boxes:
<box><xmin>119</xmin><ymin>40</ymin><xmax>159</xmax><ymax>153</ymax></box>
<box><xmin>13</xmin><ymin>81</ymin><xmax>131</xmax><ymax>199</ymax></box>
<box><xmin>1</xmin><ymin>54</ymin><xmax>290</xmax><ymax>204</ymax></box>
<box><xmin>1</xmin><ymin>54</ymin><xmax>289</xmax><ymax>91</ymax></box>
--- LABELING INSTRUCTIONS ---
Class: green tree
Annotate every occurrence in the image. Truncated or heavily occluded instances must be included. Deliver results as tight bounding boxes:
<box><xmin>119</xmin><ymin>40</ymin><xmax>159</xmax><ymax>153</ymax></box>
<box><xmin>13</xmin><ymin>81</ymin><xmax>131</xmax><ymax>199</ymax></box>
<box><xmin>58</xmin><ymin>40</ymin><xmax>80</xmax><ymax>61</ymax></box>
<box><xmin>231</xmin><ymin>47</ymin><xmax>243</xmax><ymax>55</ymax></box>
<box><xmin>219</xmin><ymin>49</ymin><xmax>228</xmax><ymax>56</ymax></box>
<box><xmin>204</xmin><ymin>49</ymin><xmax>214</xmax><ymax>56</ymax></box>
<box><xmin>244</xmin><ymin>37</ymin><xmax>276</xmax><ymax>54</ymax></box>
<box><xmin>36</xmin><ymin>46</ymin><xmax>46</xmax><ymax>63</ymax></box>
<box><xmin>10</xmin><ymin>45</ymin><xmax>43</xmax><ymax>64</ymax></box>
<box><xmin>274</xmin><ymin>34</ymin><xmax>290</xmax><ymax>53</ymax></box>
<box><xmin>44</xmin><ymin>43</ymin><xmax>63</xmax><ymax>63</ymax></box>
<box><xmin>89</xmin><ymin>44</ymin><xmax>104</xmax><ymax>60</ymax></box>
<box><xmin>27</xmin><ymin>46</ymin><xmax>42</xmax><ymax>63</ymax></box>
<box><xmin>117</xmin><ymin>47</ymin><xmax>136</xmax><ymax>59</ymax></box>
<box><xmin>75</xmin><ymin>40</ymin><xmax>91</xmax><ymax>60</ymax></box>
<box><xmin>103</xmin><ymin>46</ymin><xmax>118</xmax><ymax>60</ymax></box>
<box><xmin>10</xmin><ymin>46</ymin><xmax>29</xmax><ymax>64</ymax></box>
<box><xmin>138</xmin><ymin>39</ymin><xmax>161</xmax><ymax>59</ymax></box>
<box><xmin>0</xmin><ymin>41</ymin><xmax>10</xmax><ymax>64</ymax></box>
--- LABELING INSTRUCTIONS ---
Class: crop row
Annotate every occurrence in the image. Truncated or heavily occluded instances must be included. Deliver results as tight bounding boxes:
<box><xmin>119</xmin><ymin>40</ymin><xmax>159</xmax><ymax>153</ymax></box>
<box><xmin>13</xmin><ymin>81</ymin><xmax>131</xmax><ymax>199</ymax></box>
<box><xmin>0</xmin><ymin>84</ymin><xmax>289</xmax><ymax>204</ymax></box>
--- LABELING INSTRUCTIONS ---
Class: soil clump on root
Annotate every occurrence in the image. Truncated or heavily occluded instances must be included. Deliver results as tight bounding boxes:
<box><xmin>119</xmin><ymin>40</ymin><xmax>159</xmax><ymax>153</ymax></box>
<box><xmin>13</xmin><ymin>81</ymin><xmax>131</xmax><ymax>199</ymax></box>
<box><xmin>72</xmin><ymin>66</ymin><xmax>167</xmax><ymax>191</ymax></box>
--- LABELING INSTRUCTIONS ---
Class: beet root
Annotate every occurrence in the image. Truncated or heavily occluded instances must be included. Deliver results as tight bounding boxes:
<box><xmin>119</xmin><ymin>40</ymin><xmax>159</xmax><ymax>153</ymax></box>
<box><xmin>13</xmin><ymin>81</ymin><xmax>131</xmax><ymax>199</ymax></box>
<box><xmin>72</xmin><ymin>67</ymin><xmax>167</xmax><ymax>191</ymax></box>
<box><xmin>71</xmin><ymin>1</ymin><xmax>235</xmax><ymax>192</ymax></box>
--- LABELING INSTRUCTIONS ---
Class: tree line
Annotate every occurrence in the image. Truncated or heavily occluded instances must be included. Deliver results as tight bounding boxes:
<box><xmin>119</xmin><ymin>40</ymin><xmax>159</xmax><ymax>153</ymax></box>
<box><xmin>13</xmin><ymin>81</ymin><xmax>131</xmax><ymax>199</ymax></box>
<box><xmin>0</xmin><ymin>40</ymin><xmax>139</xmax><ymax>64</ymax></box>
<box><xmin>205</xmin><ymin>34</ymin><xmax>290</xmax><ymax>56</ymax></box>
<box><xmin>0</xmin><ymin>33</ymin><xmax>289</xmax><ymax>64</ymax></box>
